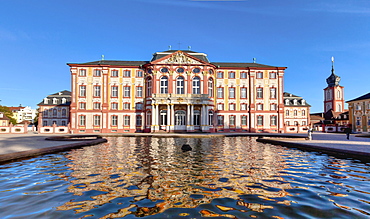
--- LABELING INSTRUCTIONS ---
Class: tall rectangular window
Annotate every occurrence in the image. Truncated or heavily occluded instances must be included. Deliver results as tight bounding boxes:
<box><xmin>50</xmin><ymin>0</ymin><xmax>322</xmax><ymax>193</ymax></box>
<box><xmin>241</xmin><ymin>116</ymin><xmax>247</xmax><ymax>126</ymax></box>
<box><xmin>229</xmin><ymin>103</ymin><xmax>235</xmax><ymax>111</ymax></box>
<box><xmin>112</xmin><ymin>115</ymin><xmax>118</xmax><ymax>126</ymax></box>
<box><xmin>269</xmin><ymin>72</ymin><xmax>276</xmax><ymax>79</ymax></box>
<box><xmin>123</xmin><ymin>103</ymin><xmax>130</xmax><ymax>110</ymax></box>
<box><xmin>271</xmin><ymin>116</ymin><xmax>277</xmax><ymax>126</ymax></box>
<box><xmin>257</xmin><ymin>116</ymin><xmax>263</xmax><ymax>126</ymax></box>
<box><xmin>79</xmin><ymin>69</ymin><xmax>86</xmax><ymax>76</ymax></box>
<box><xmin>123</xmin><ymin>70</ymin><xmax>131</xmax><ymax>77</ymax></box>
<box><xmin>229</xmin><ymin>87</ymin><xmax>235</xmax><ymax>98</ymax></box>
<box><xmin>228</xmin><ymin>72</ymin><xmax>235</xmax><ymax>79</ymax></box>
<box><xmin>93</xmin><ymin>102</ymin><xmax>101</xmax><ymax>110</ymax></box>
<box><xmin>136</xmin><ymin>86</ymin><xmax>143</xmax><ymax>97</ymax></box>
<box><xmin>256</xmin><ymin>72</ymin><xmax>263</xmax><ymax>79</ymax></box>
<box><xmin>79</xmin><ymin>115</ymin><xmax>86</xmax><ymax>126</ymax></box>
<box><xmin>217</xmin><ymin>115</ymin><xmax>224</xmax><ymax>126</ymax></box>
<box><xmin>79</xmin><ymin>102</ymin><xmax>86</xmax><ymax>109</ymax></box>
<box><xmin>136</xmin><ymin>115</ymin><xmax>142</xmax><ymax>126</ymax></box>
<box><xmin>240</xmin><ymin>72</ymin><xmax>247</xmax><ymax>79</ymax></box>
<box><xmin>94</xmin><ymin>86</ymin><xmax>101</xmax><ymax>97</ymax></box>
<box><xmin>270</xmin><ymin>104</ymin><xmax>277</xmax><ymax>111</ymax></box>
<box><xmin>257</xmin><ymin>104</ymin><xmax>263</xmax><ymax>110</ymax></box>
<box><xmin>111</xmin><ymin>70</ymin><xmax>119</xmax><ymax>77</ymax></box>
<box><xmin>124</xmin><ymin>87</ymin><xmax>131</xmax><ymax>97</ymax></box>
<box><xmin>111</xmin><ymin>102</ymin><xmax>118</xmax><ymax>110</ymax></box>
<box><xmin>217</xmin><ymin>103</ymin><xmax>223</xmax><ymax>111</ymax></box>
<box><xmin>217</xmin><ymin>87</ymin><xmax>224</xmax><ymax>98</ymax></box>
<box><xmin>111</xmin><ymin>86</ymin><xmax>118</xmax><ymax>97</ymax></box>
<box><xmin>217</xmin><ymin>72</ymin><xmax>223</xmax><ymax>78</ymax></box>
<box><xmin>93</xmin><ymin>115</ymin><xmax>100</xmax><ymax>126</ymax></box>
<box><xmin>270</xmin><ymin>88</ymin><xmax>276</xmax><ymax>99</ymax></box>
<box><xmin>257</xmin><ymin>88</ymin><xmax>263</xmax><ymax>98</ymax></box>
<box><xmin>79</xmin><ymin>86</ymin><xmax>86</xmax><ymax>97</ymax></box>
<box><xmin>241</xmin><ymin>87</ymin><xmax>247</xmax><ymax>98</ymax></box>
<box><xmin>229</xmin><ymin>115</ymin><xmax>235</xmax><ymax>126</ymax></box>
<box><xmin>124</xmin><ymin>116</ymin><xmax>130</xmax><ymax>126</ymax></box>
<box><xmin>241</xmin><ymin>104</ymin><xmax>247</xmax><ymax>111</ymax></box>
<box><xmin>93</xmin><ymin>69</ymin><xmax>101</xmax><ymax>77</ymax></box>
<box><xmin>356</xmin><ymin>117</ymin><xmax>361</xmax><ymax>126</ymax></box>
<box><xmin>136</xmin><ymin>70</ymin><xmax>143</xmax><ymax>77</ymax></box>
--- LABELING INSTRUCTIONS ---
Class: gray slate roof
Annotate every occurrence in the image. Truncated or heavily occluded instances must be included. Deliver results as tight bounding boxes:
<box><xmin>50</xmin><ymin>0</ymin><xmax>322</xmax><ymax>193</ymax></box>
<box><xmin>69</xmin><ymin>60</ymin><xmax>149</xmax><ymax>66</ymax></box>
<box><xmin>211</xmin><ymin>62</ymin><xmax>280</xmax><ymax>68</ymax></box>
<box><xmin>346</xmin><ymin>92</ymin><xmax>370</xmax><ymax>102</ymax></box>
<box><xmin>67</xmin><ymin>50</ymin><xmax>284</xmax><ymax>69</ymax></box>
<box><xmin>38</xmin><ymin>90</ymin><xmax>71</xmax><ymax>106</ymax></box>
<box><xmin>283</xmin><ymin>92</ymin><xmax>311</xmax><ymax>107</ymax></box>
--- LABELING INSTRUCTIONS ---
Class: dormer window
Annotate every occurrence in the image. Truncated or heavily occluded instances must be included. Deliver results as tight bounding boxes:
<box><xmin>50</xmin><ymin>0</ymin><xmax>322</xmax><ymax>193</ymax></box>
<box><xmin>0</xmin><ymin>113</ymin><xmax>3</xmax><ymax>118</ymax></box>
<box><xmin>53</xmin><ymin>98</ymin><xmax>58</xmax><ymax>104</ymax></box>
<box><xmin>285</xmin><ymin>99</ymin><xmax>289</xmax><ymax>105</ymax></box>
<box><xmin>301</xmin><ymin>99</ymin><xmax>305</xmax><ymax>105</ymax></box>
<box><xmin>44</xmin><ymin>98</ymin><xmax>49</xmax><ymax>104</ymax></box>
<box><xmin>62</xmin><ymin>98</ymin><xmax>66</xmax><ymax>104</ymax></box>
<box><xmin>293</xmin><ymin>99</ymin><xmax>297</xmax><ymax>105</ymax></box>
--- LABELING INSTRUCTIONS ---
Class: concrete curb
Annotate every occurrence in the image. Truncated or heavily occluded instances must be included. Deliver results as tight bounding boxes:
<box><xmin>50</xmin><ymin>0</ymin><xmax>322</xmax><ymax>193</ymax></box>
<box><xmin>257</xmin><ymin>138</ymin><xmax>370</xmax><ymax>162</ymax></box>
<box><xmin>0</xmin><ymin>137</ymin><xmax>107</xmax><ymax>164</ymax></box>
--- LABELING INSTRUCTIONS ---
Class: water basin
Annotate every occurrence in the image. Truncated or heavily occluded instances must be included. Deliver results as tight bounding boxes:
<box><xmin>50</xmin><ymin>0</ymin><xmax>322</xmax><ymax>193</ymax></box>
<box><xmin>0</xmin><ymin>136</ymin><xmax>369</xmax><ymax>218</ymax></box>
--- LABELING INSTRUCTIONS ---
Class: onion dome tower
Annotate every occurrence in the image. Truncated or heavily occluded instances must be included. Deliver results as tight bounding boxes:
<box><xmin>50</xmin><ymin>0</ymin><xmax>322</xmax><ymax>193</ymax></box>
<box><xmin>323</xmin><ymin>57</ymin><xmax>345</xmax><ymax>113</ymax></box>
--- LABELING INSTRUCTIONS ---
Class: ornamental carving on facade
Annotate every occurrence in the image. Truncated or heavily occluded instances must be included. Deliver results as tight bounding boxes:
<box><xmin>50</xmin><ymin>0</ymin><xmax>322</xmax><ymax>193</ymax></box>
<box><xmin>160</xmin><ymin>53</ymin><xmax>201</xmax><ymax>64</ymax></box>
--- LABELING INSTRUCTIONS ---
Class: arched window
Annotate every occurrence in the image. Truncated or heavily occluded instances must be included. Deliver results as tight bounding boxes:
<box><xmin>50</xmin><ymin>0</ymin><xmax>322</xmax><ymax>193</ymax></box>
<box><xmin>176</xmin><ymin>76</ymin><xmax>184</xmax><ymax>94</ymax></box>
<box><xmin>146</xmin><ymin>77</ymin><xmax>152</xmax><ymax>96</ymax></box>
<box><xmin>286</xmin><ymin>110</ymin><xmax>289</xmax><ymax>116</ymax></box>
<box><xmin>160</xmin><ymin>76</ymin><xmax>168</xmax><ymax>94</ymax></box>
<box><xmin>302</xmin><ymin>110</ymin><xmax>306</xmax><ymax>116</ymax></box>
<box><xmin>192</xmin><ymin>76</ymin><xmax>200</xmax><ymax>94</ymax></box>
<box><xmin>294</xmin><ymin>110</ymin><xmax>298</xmax><ymax>116</ymax></box>
<box><xmin>175</xmin><ymin>110</ymin><xmax>186</xmax><ymax>126</ymax></box>
<box><xmin>208</xmin><ymin>78</ymin><xmax>213</xmax><ymax>97</ymax></box>
<box><xmin>53</xmin><ymin>109</ymin><xmax>57</xmax><ymax>117</ymax></box>
<box><xmin>337</xmin><ymin>90</ymin><xmax>341</xmax><ymax>99</ymax></box>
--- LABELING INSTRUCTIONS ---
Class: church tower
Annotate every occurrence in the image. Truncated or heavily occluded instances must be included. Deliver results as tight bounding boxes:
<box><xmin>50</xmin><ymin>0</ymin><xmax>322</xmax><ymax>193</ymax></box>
<box><xmin>323</xmin><ymin>57</ymin><xmax>345</xmax><ymax>113</ymax></box>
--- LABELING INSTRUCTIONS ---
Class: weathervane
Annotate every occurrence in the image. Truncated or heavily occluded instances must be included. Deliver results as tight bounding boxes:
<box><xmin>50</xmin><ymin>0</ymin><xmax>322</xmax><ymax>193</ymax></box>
<box><xmin>253</xmin><ymin>58</ymin><xmax>256</xmax><ymax>63</ymax></box>
<box><xmin>331</xmin><ymin>56</ymin><xmax>335</xmax><ymax>74</ymax></box>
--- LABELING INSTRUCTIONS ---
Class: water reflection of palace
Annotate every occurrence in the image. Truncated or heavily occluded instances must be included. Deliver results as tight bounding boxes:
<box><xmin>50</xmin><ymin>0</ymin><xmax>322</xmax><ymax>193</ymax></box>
<box><xmin>57</xmin><ymin>137</ymin><xmax>294</xmax><ymax>217</ymax></box>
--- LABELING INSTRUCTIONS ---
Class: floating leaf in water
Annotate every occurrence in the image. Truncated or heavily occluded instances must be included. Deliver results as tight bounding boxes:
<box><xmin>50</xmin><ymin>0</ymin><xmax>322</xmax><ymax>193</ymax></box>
<box><xmin>215</xmin><ymin>205</ymin><xmax>235</xmax><ymax>211</ymax></box>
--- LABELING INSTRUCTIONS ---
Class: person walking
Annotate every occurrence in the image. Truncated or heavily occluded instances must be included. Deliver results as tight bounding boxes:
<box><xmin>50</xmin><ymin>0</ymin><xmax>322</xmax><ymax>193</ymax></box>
<box><xmin>345</xmin><ymin>127</ymin><xmax>351</xmax><ymax>140</ymax></box>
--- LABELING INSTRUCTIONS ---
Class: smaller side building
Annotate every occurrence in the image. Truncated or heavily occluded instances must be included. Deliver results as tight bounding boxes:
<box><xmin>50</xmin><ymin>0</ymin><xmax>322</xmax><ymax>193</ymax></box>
<box><xmin>283</xmin><ymin>92</ymin><xmax>310</xmax><ymax>133</ymax></box>
<box><xmin>0</xmin><ymin>112</ymin><xmax>10</xmax><ymax>126</ymax></box>
<box><xmin>347</xmin><ymin>92</ymin><xmax>370</xmax><ymax>133</ymax></box>
<box><xmin>37</xmin><ymin>90</ymin><xmax>71</xmax><ymax>134</ymax></box>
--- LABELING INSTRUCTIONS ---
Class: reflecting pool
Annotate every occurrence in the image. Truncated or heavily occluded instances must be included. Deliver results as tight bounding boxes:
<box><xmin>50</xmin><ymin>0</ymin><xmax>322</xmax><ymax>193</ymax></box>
<box><xmin>1</xmin><ymin>137</ymin><xmax>370</xmax><ymax>218</ymax></box>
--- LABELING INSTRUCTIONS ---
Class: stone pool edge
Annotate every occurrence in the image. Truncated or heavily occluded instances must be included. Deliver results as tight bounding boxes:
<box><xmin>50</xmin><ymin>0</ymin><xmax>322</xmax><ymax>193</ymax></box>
<box><xmin>257</xmin><ymin>137</ymin><xmax>370</xmax><ymax>162</ymax></box>
<box><xmin>0</xmin><ymin>136</ymin><xmax>107</xmax><ymax>164</ymax></box>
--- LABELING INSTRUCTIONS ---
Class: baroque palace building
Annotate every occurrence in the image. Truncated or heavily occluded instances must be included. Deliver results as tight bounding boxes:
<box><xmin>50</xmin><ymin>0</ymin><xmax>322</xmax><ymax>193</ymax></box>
<box><xmin>67</xmin><ymin>50</ymin><xmax>288</xmax><ymax>133</ymax></box>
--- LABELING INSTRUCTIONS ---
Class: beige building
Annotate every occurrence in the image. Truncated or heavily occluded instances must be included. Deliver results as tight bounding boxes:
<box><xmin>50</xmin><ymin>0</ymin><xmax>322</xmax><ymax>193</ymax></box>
<box><xmin>67</xmin><ymin>50</ymin><xmax>289</xmax><ymax>133</ymax></box>
<box><xmin>283</xmin><ymin>92</ymin><xmax>310</xmax><ymax>133</ymax></box>
<box><xmin>347</xmin><ymin>92</ymin><xmax>370</xmax><ymax>133</ymax></box>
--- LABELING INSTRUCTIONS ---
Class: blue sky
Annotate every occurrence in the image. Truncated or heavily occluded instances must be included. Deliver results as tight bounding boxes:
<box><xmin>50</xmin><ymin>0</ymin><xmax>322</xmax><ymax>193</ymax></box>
<box><xmin>0</xmin><ymin>0</ymin><xmax>369</xmax><ymax>113</ymax></box>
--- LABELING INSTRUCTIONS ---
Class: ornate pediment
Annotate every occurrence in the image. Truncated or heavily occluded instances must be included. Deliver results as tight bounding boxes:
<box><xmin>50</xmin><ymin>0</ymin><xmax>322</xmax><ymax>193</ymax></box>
<box><xmin>158</xmin><ymin>52</ymin><xmax>202</xmax><ymax>65</ymax></box>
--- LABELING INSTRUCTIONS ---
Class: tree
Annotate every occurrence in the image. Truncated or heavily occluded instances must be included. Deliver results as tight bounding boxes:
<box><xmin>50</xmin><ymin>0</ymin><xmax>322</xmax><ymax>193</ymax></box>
<box><xmin>0</xmin><ymin>106</ymin><xmax>17</xmax><ymax>125</ymax></box>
